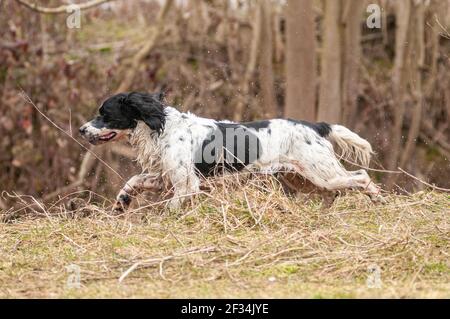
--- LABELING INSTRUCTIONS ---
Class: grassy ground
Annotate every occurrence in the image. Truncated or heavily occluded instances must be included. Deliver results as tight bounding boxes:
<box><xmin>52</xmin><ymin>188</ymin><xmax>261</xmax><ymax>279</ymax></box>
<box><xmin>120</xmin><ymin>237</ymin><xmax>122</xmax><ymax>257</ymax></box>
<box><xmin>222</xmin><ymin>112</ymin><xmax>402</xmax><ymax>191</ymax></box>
<box><xmin>0</xmin><ymin>178</ymin><xmax>449</xmax><ymax>298</ymax></box>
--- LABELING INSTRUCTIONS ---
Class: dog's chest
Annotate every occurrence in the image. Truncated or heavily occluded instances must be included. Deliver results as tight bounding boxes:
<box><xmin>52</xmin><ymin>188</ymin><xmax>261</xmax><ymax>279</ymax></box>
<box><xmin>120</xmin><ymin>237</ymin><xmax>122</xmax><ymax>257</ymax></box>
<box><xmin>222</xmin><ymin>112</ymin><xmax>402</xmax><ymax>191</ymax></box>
<box><xmin>130</xmin><ymin>122</ymin><xmax>162</xmax><ymax>173</ymax></box>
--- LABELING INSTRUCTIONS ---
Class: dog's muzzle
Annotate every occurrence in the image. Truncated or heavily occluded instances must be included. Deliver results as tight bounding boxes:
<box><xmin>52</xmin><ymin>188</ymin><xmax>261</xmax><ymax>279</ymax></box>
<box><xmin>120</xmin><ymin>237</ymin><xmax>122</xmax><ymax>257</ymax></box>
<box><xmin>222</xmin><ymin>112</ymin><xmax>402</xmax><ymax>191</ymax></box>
<box><xmin>79</xmin><ymin>122</ymin><xmax>118</xmax><ymax>145</ymax></box>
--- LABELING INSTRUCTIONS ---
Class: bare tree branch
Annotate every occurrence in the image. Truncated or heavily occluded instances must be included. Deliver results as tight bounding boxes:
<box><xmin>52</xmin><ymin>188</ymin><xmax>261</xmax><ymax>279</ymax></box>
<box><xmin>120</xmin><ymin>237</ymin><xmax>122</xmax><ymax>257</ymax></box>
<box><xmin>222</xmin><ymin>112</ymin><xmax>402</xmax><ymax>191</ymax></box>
<box><xmin>14</xmin><ymin>0</ymin><xmax>115</xmax><ymax>14</ymax></box>
<box><xmin>116</xmin><ymin>0</ymin><xmax>173</xmax><ymax>93</ymax></box>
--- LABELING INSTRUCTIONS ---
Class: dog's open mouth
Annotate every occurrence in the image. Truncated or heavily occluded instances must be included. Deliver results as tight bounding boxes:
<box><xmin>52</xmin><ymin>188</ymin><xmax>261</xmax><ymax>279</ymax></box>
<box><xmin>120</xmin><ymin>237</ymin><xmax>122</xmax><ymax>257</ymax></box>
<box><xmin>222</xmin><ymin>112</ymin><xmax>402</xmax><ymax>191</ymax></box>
<box><xmin>98</xmin><ymin>132</ymin><xmax>117</xmax><ymax>141</ymax></box>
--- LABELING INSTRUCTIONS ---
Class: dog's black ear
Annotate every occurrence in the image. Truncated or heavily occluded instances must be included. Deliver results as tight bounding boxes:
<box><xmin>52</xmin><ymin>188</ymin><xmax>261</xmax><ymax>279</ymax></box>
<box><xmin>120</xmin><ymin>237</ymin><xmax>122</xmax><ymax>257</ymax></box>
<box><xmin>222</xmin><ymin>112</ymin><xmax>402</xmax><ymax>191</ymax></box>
<box><xmin>121</xmin><ymin>92</ymin><xmax>166</xmax><ymax>133</ymax></box>
<box><xmin>153</xmin><ymin>91</ymin><xmax>165</xmax><ymax>102</ymax></box>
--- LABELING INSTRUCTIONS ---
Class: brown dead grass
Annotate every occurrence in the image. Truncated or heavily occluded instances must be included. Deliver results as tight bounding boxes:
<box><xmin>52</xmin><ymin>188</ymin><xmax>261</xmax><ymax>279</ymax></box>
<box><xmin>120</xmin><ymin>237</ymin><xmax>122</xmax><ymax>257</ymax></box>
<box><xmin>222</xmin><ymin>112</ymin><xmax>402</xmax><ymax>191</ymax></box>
<box><xmin>0</xmin><ymin>175</ymin><xmax>449</xmax><ymax>298</ymax></box>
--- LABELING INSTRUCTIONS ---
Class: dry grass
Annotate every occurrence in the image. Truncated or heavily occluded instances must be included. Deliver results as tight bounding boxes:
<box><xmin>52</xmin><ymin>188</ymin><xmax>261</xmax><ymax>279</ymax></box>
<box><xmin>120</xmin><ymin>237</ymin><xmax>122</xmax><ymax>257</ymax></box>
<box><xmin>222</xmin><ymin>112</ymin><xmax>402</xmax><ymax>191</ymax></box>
<box><xmin>0</xmin><ymin>176</ymin><xmax>449</xmax><ymax>298</ymax></box>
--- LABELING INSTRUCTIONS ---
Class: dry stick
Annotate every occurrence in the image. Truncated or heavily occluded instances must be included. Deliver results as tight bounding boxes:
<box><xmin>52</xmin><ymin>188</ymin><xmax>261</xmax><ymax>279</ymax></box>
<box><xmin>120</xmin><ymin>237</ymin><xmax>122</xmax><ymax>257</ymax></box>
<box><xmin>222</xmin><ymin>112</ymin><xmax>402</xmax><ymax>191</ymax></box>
<box><xmin>328</xmin><ymin>154</ymin><xmax>449</xmax><ymax>192</ymax></box>
<box><xmin>221</xmin><ymin>204</ymin><xmax>228</xmax><ymax>234</ymax></box>
<box><xmin>119</xmin><ymin>246</ymin><xmax>216</xmax><ymax>283</ymax></box>
<box><xmin>243</xmin><ymin>190</ymin><xmax>258</xmax><ymax>227</ymax></box>
<box><xmin>398</xmin><ymin>168</ymin><xmax>450</xmax><ymax>192</ymax></box>
<box><xmin>434</xmin><ymin>13</ymin><xmax>450</xmax><ymax>38</ymax></box>
<box><xmin>68</xmin><ymin>107</ymin><xmax>73</xmax><ymax>137</ymax></box>
<box><xmin>19</xmin><ymin>90</ymin><xmax>127</xmax><ymax>184</ymax></box>
<box><xmin>12</xmin><ymin>3</ymin><xmax>172</xmax><ymax>208</ymax></box>
<box><xmin>14</xmin><ymin>0</ymin><xmax>115</xmax><ymax>14</ymax></box>
<box><xmin>11</xmin><ymin>191</ymin><xmax>55</xmax><ymax>225</ymax></box>
<box><xmin>339</xmin><ymin>157</ymin><xmax>402</xmax><ymax>174</ymax></box>
<box><xmin>1</xmin><ymin>193</ymin><xmax>39</xmax><ymax>216</ymax></box>
<box><xmin>70</xmin><ymin>0</ymin><xmax>174</xmax><ymax>204</ymax></box>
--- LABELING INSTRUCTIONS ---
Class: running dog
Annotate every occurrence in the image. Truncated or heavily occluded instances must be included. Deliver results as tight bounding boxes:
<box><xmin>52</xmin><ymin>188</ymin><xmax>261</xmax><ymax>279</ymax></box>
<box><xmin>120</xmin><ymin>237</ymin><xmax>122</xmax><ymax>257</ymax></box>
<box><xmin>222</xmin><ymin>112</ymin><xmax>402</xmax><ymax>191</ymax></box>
<box><xmin>79</xmin><ymin>92</ymin><xmax>381</xmax><ymax>212</ymax></box>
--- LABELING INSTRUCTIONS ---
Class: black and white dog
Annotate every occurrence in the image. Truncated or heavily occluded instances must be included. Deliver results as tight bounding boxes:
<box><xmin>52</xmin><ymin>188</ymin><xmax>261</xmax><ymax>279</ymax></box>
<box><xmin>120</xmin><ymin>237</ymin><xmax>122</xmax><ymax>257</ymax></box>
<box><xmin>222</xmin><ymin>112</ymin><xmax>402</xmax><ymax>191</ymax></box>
<box><xmin>79</xmin><ymin>92</ymin><xmax>381</xmax><ymax>212</ymax></box>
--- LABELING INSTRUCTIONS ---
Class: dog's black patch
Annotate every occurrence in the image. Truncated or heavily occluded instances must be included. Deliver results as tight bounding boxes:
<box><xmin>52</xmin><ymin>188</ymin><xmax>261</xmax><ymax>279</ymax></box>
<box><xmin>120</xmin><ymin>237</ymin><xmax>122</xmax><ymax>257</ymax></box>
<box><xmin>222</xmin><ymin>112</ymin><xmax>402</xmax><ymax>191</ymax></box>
<box><xmin>287</xmin><ymin>119</ymin><xmax>332</xmax><ymax>137</ymax></box>
<box><xmin>194</xmin><ymin>123</ymin><xmax>262</xmax><ymax>177</ymax></box>
<box><xmin>241</xmin><ymin>120</ymin><xmax>271</xmax><ymax>131</ymax></box>
<box><xmin>119</xmin><ymin>194</ymin><xmax>131</xmax><ymax>206</ymax></box>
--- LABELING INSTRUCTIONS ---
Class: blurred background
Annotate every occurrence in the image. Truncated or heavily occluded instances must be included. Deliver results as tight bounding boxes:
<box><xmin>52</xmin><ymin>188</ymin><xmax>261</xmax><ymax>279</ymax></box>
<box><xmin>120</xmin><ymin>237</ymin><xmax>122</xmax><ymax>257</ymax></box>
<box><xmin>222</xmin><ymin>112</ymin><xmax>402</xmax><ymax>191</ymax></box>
<box><xmin>0</xmin><ymin>0</ymin><xmax>449</xmax><ymax>207</ymax></box>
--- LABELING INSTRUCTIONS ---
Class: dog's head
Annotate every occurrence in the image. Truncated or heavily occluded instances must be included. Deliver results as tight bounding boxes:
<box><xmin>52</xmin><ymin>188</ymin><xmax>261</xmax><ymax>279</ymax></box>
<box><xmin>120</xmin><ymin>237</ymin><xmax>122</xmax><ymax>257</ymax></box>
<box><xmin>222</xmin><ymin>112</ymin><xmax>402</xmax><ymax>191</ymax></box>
<box><xmin>79</xmin><ymin>92</ymin><xmax>166</xmax><ymax>145</ymax></box>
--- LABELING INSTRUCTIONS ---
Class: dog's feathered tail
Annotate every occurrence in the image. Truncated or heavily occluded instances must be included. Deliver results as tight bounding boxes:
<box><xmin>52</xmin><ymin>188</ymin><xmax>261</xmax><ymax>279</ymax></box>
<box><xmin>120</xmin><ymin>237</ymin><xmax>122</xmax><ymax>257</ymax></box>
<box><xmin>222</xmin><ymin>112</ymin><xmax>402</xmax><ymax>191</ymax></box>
<box><xmin>327</xmin><ymin>124</ymin><xmax>373</xmax><ymax>167</ymax></box>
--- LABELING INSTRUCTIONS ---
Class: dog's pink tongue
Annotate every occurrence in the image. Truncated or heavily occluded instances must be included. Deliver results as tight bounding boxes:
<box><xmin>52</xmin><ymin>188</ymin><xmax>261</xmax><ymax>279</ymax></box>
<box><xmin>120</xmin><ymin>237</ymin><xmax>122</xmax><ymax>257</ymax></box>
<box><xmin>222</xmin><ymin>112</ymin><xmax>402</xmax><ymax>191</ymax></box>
<box><xmin>100</xmin><ymin>132</ymin><xmax>116</xmax><ymax>140</ymax></box>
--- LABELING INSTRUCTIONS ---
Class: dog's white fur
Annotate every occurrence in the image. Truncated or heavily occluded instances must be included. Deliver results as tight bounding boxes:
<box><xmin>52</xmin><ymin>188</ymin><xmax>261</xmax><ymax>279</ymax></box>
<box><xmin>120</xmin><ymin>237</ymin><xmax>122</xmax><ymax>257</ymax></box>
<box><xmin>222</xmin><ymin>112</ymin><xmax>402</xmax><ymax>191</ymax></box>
<box><xmin>116</xmin><ymin>106</ymin><xmax>380</xmax><ymax>210</ymax></box>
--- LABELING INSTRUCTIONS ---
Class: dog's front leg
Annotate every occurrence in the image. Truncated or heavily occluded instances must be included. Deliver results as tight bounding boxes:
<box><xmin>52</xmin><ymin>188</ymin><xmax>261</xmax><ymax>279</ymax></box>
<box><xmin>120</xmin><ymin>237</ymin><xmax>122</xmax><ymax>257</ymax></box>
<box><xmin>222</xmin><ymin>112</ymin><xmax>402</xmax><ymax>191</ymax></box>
<box><xmin>167</xmin><ymin>168</ymin><xmax>200</xmax><ymax>210</ymax></box>
<box><xmin>112</xmin><ymin>173</ymin><xmax>162</xmax><ymax>213</ymax></box>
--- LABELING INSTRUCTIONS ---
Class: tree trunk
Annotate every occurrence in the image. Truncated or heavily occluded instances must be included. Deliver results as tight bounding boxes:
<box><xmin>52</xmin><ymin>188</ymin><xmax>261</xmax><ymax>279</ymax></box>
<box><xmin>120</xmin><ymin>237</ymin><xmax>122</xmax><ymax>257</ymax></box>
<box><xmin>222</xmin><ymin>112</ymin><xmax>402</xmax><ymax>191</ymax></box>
<box><xmin>284</xmin><ymin>0</ymin><xmax>316</xmax><ymax>121</ymax></box>
<box><xmin>399</xmin><ymin>1</ymin><xmax>425</xmax><ymax>169</ymax></box>
<box><xmin>341</xmin><ymin>0</ymin><xmax>365</xmax><ymax>128</ymax></box>
<box><xmin>234</xmin><ymin>3</ymin><xmax>262</xmax><ymax>121</ymax></box>
<box><xmin>386</xmin><ymin>0</ymin><xmax>412</xmax><ymax>187</ymax></box>
<box><xmin>447</xmin><ymin>0</ymin><xmax>450</xmax><ymax>28</ymax></box>
<box><xmin>273</xmin><ymin>4</ymin><xmax>284</xmax><ymax>64</ymax></box>
<box><xmin>317</xmin><ymin>0</ymin><xmax>342</xmax><ymax>123</ymax></box>
<box><xmin>258</xmin><ymin>0</ymin><xmax>278</xmax><ymax>118</ymax></box>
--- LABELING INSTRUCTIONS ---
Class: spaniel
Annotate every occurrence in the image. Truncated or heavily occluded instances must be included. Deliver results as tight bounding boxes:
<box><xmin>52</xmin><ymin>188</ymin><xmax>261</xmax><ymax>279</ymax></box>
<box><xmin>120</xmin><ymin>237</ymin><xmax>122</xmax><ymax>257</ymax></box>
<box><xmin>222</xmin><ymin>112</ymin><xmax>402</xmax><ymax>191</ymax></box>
<box><xmin>79</xmin><ymin>92</ymin><xmax>381</xmax><ymax>212</ymax></box>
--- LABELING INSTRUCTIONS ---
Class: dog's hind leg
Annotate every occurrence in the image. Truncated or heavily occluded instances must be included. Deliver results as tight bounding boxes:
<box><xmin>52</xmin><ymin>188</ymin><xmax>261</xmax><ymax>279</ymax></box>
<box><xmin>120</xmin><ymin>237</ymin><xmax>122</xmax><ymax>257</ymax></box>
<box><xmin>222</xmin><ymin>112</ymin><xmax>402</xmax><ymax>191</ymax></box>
<box><xmin>286</xmin><ymin>134</ymin><xmax>382</xmax><ymax>201</ymax></box>
<box><xmin>277</xmin><ymin>172</ymin><xmax>339</xmax><ymax>208</ymax></box>
<box><xmin>288</xmin><ymin>159</ymin><xmax>381</xmax><ymax>201</ymax></box>
<box><xmin>112</xmin><ymin>173</ymin><xmax>163</xmax><ymax>213</ymax></box>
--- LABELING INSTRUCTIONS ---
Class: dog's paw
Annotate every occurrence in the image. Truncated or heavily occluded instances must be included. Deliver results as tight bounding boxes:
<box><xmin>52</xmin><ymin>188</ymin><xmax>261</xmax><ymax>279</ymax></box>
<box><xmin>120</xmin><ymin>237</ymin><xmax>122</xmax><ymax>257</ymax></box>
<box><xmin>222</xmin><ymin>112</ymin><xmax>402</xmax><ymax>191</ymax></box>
<box><xmin>111</xmin><ymin>194</ymin><xmax>131</xmax><ymax>215</ymax></box>
<box><xmin>321</xmin><ymin>191</ymin><xmax>340</xmax><ymax>209</ymax></box>
<box><xmin>111</xmin><ymin>202</ymin><xmax>125</xmax><ymax>215</ymax></box>
<box><xmin>166</xmin><ymin>197</ymin><xmax>182</xmax><ymax>212</ymax></box>
<box><xmin>370</xmin><ymin>194</ymin><xmax>387</xmax><ymax>204</ymax></box>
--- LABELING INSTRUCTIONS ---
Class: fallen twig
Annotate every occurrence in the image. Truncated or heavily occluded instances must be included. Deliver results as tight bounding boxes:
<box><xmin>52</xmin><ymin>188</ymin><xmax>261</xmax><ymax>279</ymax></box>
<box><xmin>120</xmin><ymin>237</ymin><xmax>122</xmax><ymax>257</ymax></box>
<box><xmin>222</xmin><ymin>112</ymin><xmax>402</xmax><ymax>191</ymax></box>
<box><xmin>119</xmin><ymin>246</ymin><xmax>216</xmax><ymax>283</ymax></box>
<box><xmin>398</xmin><ymin>167</ymin><xmax>450</xmax><ymax>192</ymax></box>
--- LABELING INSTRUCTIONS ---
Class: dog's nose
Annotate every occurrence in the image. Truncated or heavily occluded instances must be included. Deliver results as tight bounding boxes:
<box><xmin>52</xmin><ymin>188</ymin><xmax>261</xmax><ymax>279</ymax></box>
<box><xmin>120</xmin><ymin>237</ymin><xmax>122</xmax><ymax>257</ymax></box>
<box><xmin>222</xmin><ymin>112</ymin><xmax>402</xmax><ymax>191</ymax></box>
<box><xmin>79</xmin><ymin>126</ymin><xmax>87</xmax><ymax>135</ymax></box>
